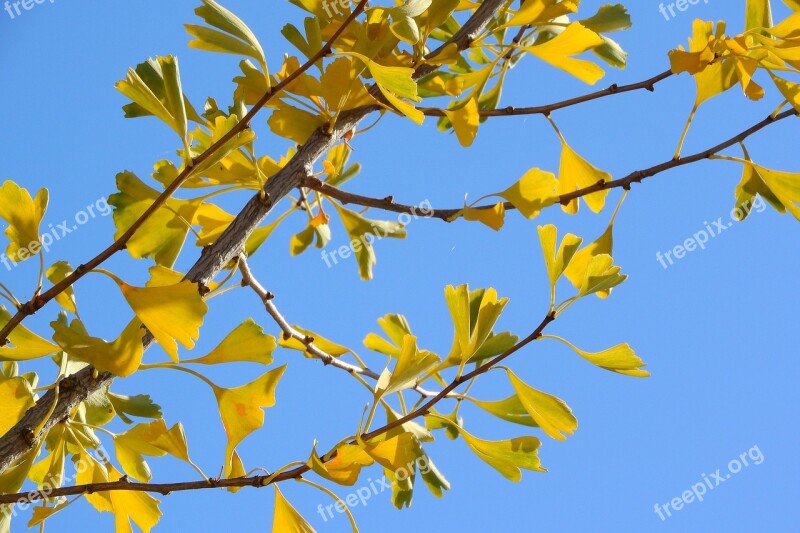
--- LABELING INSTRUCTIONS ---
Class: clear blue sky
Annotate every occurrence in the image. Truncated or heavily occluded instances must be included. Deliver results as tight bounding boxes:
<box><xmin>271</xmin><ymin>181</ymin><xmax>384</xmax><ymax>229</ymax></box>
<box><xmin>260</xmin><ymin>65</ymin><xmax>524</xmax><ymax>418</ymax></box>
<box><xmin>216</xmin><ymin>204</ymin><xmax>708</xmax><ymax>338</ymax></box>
<box><xmin>1</xmin><ymin>1</ymin><xmax>798</xmax><ymax>532</ymax></box>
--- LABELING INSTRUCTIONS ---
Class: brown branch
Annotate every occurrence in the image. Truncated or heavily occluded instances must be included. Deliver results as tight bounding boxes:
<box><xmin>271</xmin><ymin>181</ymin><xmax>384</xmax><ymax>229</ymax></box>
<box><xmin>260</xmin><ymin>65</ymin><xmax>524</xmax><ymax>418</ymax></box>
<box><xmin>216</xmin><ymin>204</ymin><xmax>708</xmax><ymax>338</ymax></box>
<box><xmin>420</xmin><ymin>69</ymin><xmax>674</xmax><ymax>117</ymax></box>
<box><xmin>0</xmin><ymin>0</ymin><xmax>372</xmax><ymax>476</ymax></box>
<box><xmin>0</xmin><ymin>308</ymin><xmax>555</xmax><ymax>505</ymax></box>
<box><xmin>238</xmin><ymin>255</ymin><xmax>445</xmax><ymax>398</ymax></box>
<box><xmin>0</xmin><ymin>0</ymin><xmax>371</xmax><ymax>348</ymax></box>
<box><xmin>0</xmin><ymin>0</ymin><xmax>509</xmax><ymax>479</ymax></box>
<box><xmin>302</xmin><ymin>108</ymin><xmax>799</xmax><ymax>219</ymax></box>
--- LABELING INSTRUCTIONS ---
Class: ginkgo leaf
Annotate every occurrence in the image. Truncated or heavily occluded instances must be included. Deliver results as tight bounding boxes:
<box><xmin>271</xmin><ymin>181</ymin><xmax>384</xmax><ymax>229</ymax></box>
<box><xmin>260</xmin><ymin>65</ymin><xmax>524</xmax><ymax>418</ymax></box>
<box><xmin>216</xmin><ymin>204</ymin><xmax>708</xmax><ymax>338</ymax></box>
<box><xmin>745</xmin><ymin>0</ymin><xmax>773</xmax><ymax>31</ymax></box>
<box><xmin>46</xmin><ymin>261</ymin><xmax>77</xmax><ymax>314</ymax></box>
<box><xmin>308</xmin><ymin>443</ymin><xmax>373</xmax><ymax>486</ymax></box>
<box><xmin>468</xmin><ymin>395</ymin><xmax>537</xmax><ymax>427</ymax></box>
<box><xmin>108</xmin><ymin>172</ymin><xmax>206</xmax><ymax>268</ymax></box>
<box><xmin>332</xmin><ymin>202</ymin><xmax>406</xmax><ymax>280</ymax></box>
<box><xmin>443</xmin><ymin>97</ymin><xmax>480</xmax><ymax>147</ymax></box>
<box><xmin>525</xmin><ymin>23</ymin><xmax>606</xmax><ymax>84</ymax></box>
<box><xmin>0</xmin><ymin>376</ymin><xmax>34</xmax><ymax>435</ymax></box>
<box><xmin>272</xmin><ymin>484</ymin><xmax>315</xmax><ymax>533</ymax></box>
<box><xmin>115</xmin><ymin>420</ymin><xmax>194</xmax><ymax>482</ymax></box>
<box><xmin>564</xmin><ymin>219</ymin><xmax>614</xmax><ymax>297</ymax></box>
<box><xmin>548</xmin><ymin>336</ymin><xmax>649</xmax><ymax>377</ymax></box>
<box><xmin>501</xmin><ymin>0</ymin><xmax>579</xmax><ymax>28</ymax></box>
<box><xmin>108</xmin><ymin>392</ymin><xmax>163</xmax><ymax>424</ymax></box>
<box><xmin>499</xmin><ymin>168</ymin><xmax>559</xmax><ymax>219</ymax></box>
<box><xmin>363</xmin><ymin>314</ymin><xmax>413</xmax><ymax>357</ymax></box>
<box><xmin>538</xmin><ymin>224</ymin><xmax>582</xmax><ymax>289</ymax></box>
<box><xmin>278</xmin><ymin>326</ymin><xmax>351</xmax><ymax>357</ymax></box>
<box><xmin>106</xmin><ymin>464</ymin><xmax>163</xmax><ymax>533</ymax></box>
<box><xmin>0</xmin><ymin>181</ymin><xmax>48</xmax><ymax>260</ymax></box>
<box><xmin>461</xmin><ymin>202</ymin><xmax>506</xmax><ymax>230</ymax></box>
<box><xmin>268</xmin><ymin>104</ymin><xmax>326</xmax><ymax>144</ymax></box>
<box><xmin>185</xmin><ymin>319</ymin><xmax>275</xmax><ymax>365</ymax></box>
<box><xmin>341</xmin><ymin>52</ymin><xmax>424</xmax><ymax>124</ymax></box>
<box><xmin>51</xmin><ymin>318</ymin><xmax>145</xmax><ymax>377</ymax></box>
<box><xmin>212</xmin><ymin>365</ymin><xmax>286</xmax><ymax>476</ymax></box>
<box><xmin>187</xmin><ymin>0</ymin><xmax>269</xmax><ymax>76</ymax></box>
<box><xmin>106</xmin><ymin>274</ymin><xmax>207</xmax><ymax>362</ymax></box>
<box><xmin>375</xmin><ymin>335</ymin><xmax>440</xmax><ymax>396</ymax></box>
<box><xmin>0</xmin><ymin>307</ymin><xmax>60</xmax><ymax>362</ymax></box>
<box><xmin>733</xmin><ymin>146</ymin><xmax>785</xmax><ymax>220</ymax></box>
<box><xmin>575</xmin><ymin>254</ymin><xmax>627</xmax><ymax>299</ymax></box>
<box><xmin>78</xmin><ymin>452</ymin><xmax>162</xmax><ymax>533</ymax></box>
<box><xmin>556</xmin><ymin>139</ymin><xmax>611</xmax><ymax>214</ymax></box>
<box><xmin>746</xmin><ymin>163</ymin><xmax>800</xmax><ymax>220</ymax></box>
<box><xmin>506</xmin><ymin>369</ymin><xmax>578</xmax><ymax>440</ymax></box>
<box><xmin>455</xmin><ymin>426</ymin><xmax>546</xmax><ymax>481</ymax></box>
<box><xmin>27</xmin><ymin>501</ymin><xmax>71</xmax><ymax>528</ymax></box>
<box><xmin>443</xmin><ymin>285</ymin><xmax>509</xmax><ymax>369</ymax></box>
<box><xmin>360</xmin><ymin>433</ymin><xmax>423</xmax><ymax>490</ymax></box>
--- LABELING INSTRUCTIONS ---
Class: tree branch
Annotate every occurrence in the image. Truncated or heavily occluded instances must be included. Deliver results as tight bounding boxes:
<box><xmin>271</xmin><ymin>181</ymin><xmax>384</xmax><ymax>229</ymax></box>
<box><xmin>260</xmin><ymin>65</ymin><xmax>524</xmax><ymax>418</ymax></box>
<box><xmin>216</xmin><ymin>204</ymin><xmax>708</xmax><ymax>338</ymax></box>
<box><xmin>420</xmin><ymin>69</ymin><xmax>674</xmax><ymax>117</ymax></box>
<box><xmin>0</xmin><ymin>0</ymin><xmax>509</xmax><ymax>476</ymax></box>
<box><xmin>0</xmin><ymin>308</ymin><xmax>555</xmax><ymax>505</ymax></box>
<box><xmin>301</xmin><ymin>108</ymin><xmax>799</xmax><ymax>219</ymax></box>
<box><xmin>0</xmin><ymin>0</ymin><xmax>371</xmax><ymax>348</ymax></box>
<box><xmin>237</xmin><ymin>255</ymin><xmax>446</xmax><ymax>398</ymax></box>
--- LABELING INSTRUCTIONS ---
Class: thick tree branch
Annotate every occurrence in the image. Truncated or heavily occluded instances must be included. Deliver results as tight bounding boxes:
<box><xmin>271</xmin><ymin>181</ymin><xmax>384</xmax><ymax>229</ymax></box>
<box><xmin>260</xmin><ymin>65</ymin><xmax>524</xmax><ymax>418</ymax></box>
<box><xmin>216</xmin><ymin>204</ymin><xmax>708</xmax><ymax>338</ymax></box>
<box><xmin>0</xmin><ymin>0</ymin><xmax>371</xmax><ymax>348</ymax></box>
<box><xmin>0</xmin><ymin>0</ymin><xmax>508</xmax><ymax>476</ymax></box>
<box><xmin>301</xmin><ymin>108</ymin><xmax>799</xmax><ymax>219</ymax></box>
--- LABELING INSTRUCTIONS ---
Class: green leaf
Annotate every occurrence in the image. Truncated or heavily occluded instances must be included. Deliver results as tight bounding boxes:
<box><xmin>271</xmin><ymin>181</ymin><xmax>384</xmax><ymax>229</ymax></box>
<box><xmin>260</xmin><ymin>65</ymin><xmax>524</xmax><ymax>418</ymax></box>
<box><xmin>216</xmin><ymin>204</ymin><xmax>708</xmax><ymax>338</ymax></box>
<box><xmin>187</xmin><ymin>0</ymin><xmax>269</xmax><ymax>76</ymax></box>
<box><xmin>580</xmin><ymin>4</ymin><xmax>632</xmax><ymax>33</ymax></box>
<box><xmin>548</xmin><ymin>336</ymin><xmax>649</xmax><ymax>377</ymax></box>
<box><xmin>108</xmin><ymin>392</ymin><xmax>163</xmax><ymax>424</ymax></box>
<box><xmin>375</xmin><ymin>335</ymin><xmax>440</xmax><ymax>396</ymax></box>
<box><xmin>506</xmin><ymin>369</ymin><xmax>578</xmax><ymax>441</ymax></box>
<box><xmin>456</xmin><ymin>426</ymin><xmax>546</xmax><ymax>481</ymax></box>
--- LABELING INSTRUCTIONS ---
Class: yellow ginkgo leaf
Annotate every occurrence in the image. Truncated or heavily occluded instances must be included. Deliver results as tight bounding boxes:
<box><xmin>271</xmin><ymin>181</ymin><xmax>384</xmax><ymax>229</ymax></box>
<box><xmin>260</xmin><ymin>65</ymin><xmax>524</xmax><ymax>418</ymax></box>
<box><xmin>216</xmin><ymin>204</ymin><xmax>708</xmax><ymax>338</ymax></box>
<box><xmin>106</xmin><ymin>464</ymin><xmax>163</xmax><ymax>533</ymax></box>
<box><xmin>109</xmin><ymin>274</ymin><xmax>207</xmax><ymax>362</ymax></box>
<box><xmin>452</xmin><ymin>424</ymin><xmax>546</xmax><ymax>481</ymax></box>
<box><xmin>375</xmin><ymin>335</ymin><xmax>440</xmax><ymax>396</ymax></box>
<box><xmin>524</xmin><ymin>22</ymin><xmax>606</xmax><ymax>84</ymax></box>
<box><xmin>537</xmin><ymin>224</ymin><xmax>582</xmax><ymax>289</ymax></box>
<box><xmin>278</xmin><ymin>325</ymin><xmax>351</xmax><ymax>357</ymax></box>
<box><xmin>115</xmin><ymin>420</ymin><xmax>194</xmax><ymax>482</ymax></box>
<box><xmin>272</xmin><ymin>484</ymin><xmax>315</xmax><ymax>533</ymax></box>
<box><xmin>46</xmin><ymin>261</ymin><xmax>77</xmax><ymax>314</ymax></box>
<box><xmin>564</xmin><ymin>221</ymin><xmax>614</xmax><ymax>297</ymax></box>
<box><xmin>550</xmin><ymin>336</ymin><xmax>649</xmax><ymax>377</ymax></box>
<box><xmin>308</xmin><ymin>443</ymin><xmax>374</xmax><ymax>486</ymax></box>
<box><xmin>557</xmin><ymin>140</ymin><xmax>611</xmax><ymax>214</ymax></box>
<box><xmin>0</xmin><ymin>307</ymin><xmax>60</xmax><ymax>362</ymax></box>
<box><xmin>0</xmin><ymin>376</ymin><xmax>35</xmax><ymax>435</ymax></box>
<box><xmin>0</xmin><ymin>181</ymin><xmax>48</xmax><ymax>261</ymax></box>
<box><xmin>499</xmin><ymin>168</ymin><xmax>559</xmax><ymax>219</ymax></box>
<box><xmin>462</xmin><ymin>202</ymin><xmax>505</xmax><ymax>230</ymax></box>
<box><xmin>212</xmin><ymin>365</ymin><xmax>286</xmax><ymax>476</ymax></box>
<box><xmin>507</xmin><ymin>369</ymin><xmax>578</xmax><ymax>441</ymax></box>
<box><xmin>51</xmin><ymin>318</ymin><xmax>145</xmax><ymax>377</ymax></box>
<box><xmin>360</xmin><ymin>432</ymin><xmax>423</xmax><ymax>489</ymax></box>
<box><xmin>185</xmin><ymin>319</ymin><xmax>275</xmax><ymax>365</ymax></box>
<box><xmin>443</xmin><ymin>97</ymin><xmax>480</xmax><ymax>147</ymax></box>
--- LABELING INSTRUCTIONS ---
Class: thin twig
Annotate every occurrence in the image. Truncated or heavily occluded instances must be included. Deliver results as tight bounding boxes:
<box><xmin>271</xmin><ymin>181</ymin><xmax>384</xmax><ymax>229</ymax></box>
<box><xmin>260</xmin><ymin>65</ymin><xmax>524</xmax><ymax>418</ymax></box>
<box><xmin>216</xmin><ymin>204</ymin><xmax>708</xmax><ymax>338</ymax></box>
<box><xmin>301</xmin><ymin>108</ymin><xmax>799</xmax><ymax>219</ymax></box>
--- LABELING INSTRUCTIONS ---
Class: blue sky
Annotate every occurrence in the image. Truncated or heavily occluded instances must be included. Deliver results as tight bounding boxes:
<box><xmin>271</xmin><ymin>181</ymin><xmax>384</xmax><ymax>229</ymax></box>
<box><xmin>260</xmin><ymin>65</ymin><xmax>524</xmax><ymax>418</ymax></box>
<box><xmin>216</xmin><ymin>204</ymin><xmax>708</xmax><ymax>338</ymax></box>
<box><xmin>1</xmin><ymin>1</ymin><xmax>798</xmax><ymax>532</ymax></box>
